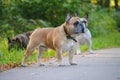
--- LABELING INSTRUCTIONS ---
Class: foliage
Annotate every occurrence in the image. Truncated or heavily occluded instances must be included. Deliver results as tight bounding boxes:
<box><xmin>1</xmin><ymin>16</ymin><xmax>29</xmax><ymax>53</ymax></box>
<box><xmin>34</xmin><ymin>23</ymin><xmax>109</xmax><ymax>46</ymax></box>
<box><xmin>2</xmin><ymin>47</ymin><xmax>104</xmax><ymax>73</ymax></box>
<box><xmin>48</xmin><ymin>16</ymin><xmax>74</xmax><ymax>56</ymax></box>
<box><xmin>88</xmin><ymin>9</ymin><xmax>117</xmax><ymax>37</ymax></box>
<box><xmin>0</xmin><ymin>0</ymin><xmax>94</xmax><ymax>35</ymax></box>
<box><xmin>113</xmin><ymin>11</ymin><xmax>120</xmax><ymax>31</ymax></box>
<box><xmin>0</xmin><ymin>0</ymin><xmax>118</xmax><ymax>38</ymax></box>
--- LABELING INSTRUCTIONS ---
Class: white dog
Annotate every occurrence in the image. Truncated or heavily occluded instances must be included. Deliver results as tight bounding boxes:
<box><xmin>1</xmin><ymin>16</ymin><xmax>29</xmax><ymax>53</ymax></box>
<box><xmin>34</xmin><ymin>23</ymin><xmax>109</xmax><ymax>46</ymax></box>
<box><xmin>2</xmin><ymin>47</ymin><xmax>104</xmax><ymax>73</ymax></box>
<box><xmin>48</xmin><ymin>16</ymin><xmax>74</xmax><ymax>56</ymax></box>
<box><xmin>75</xmin><ymin>14</ymin><xmax>93</xmax><ymax>55</ymax></box>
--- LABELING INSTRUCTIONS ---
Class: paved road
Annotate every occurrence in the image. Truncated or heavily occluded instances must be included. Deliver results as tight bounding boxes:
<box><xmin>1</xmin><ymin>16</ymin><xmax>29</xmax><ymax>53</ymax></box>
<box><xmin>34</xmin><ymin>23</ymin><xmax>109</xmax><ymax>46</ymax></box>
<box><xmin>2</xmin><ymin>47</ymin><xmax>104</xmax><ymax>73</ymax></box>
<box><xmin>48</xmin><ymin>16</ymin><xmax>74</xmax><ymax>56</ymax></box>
<box><xmin>0</xmin><ymin>48</ymin><xmax>120</xmax><ymax>80</ymax></box>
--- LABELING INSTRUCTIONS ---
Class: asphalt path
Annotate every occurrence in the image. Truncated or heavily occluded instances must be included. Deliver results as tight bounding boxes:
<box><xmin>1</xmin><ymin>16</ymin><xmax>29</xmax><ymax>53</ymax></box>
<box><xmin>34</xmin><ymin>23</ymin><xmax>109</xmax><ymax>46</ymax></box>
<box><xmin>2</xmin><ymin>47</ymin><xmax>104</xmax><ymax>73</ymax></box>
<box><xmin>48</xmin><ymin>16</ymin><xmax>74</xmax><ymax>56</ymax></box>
<box><xmin>0</xmin><ymin>48</ymin><xmax>120</xmax><ymax>80</ymax></box>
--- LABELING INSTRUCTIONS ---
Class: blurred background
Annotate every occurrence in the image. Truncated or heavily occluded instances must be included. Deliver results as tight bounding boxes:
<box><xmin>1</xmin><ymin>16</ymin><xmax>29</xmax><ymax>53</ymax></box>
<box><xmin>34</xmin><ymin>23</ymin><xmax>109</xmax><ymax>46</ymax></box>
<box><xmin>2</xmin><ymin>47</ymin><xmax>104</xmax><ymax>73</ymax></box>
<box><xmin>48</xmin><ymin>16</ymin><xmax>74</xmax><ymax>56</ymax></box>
<box><xmin>0</xmin><ymin>0</ymin><xmax>120</xmax><ymax>37</ymax></box>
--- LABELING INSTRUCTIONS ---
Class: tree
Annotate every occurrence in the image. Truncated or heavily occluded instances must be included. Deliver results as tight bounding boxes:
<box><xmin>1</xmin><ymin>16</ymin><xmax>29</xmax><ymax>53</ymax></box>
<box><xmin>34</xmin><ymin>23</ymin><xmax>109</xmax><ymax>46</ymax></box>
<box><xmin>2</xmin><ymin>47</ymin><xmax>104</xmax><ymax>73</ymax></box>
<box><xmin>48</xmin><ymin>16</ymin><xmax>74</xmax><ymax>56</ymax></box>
<box><xmin>104</xmin><ymin>0</ymin><xmax>110</xmax><ymax>8</ymax></box>
<box><xmin>114</xmin><ymin>0</ymin><xmax>119</xmax><ymax>11</ymax></box>
<box><xmin>97</xmin><ymin>0</ymin><xmax>110</xmax><ymax>8</ymax></box>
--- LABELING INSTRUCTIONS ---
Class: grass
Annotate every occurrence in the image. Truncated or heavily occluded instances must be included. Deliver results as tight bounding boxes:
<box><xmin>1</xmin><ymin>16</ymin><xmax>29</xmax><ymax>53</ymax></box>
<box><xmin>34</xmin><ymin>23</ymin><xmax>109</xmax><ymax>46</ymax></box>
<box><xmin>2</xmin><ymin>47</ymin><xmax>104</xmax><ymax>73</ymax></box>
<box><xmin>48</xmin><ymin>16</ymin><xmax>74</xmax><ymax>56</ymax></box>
<box><xmin>0</xmin><ymin>32</ymin><xmax>120</xmax><ymax>70</ymax></box>
<box><xmin>80</xmin><ymin>31</ymin><xmax>120</xmax><ymax>51</ymax></box>
<box><xmin>0</xmin><ymin>38</ymin><xmax>56</xmax><ymax>65</ymax></box>
<box><xmin>92</xmin><ymin>31</ymin><xmax>120</xmax><ymax>49</ymax></box>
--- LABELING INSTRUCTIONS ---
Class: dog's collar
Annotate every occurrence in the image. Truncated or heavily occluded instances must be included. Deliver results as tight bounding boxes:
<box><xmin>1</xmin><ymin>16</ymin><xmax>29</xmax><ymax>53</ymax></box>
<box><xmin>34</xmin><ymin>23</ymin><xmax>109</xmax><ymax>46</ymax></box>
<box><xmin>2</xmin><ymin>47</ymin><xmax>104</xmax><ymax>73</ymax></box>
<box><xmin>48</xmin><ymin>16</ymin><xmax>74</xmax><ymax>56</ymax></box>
<box><xmin>63</xmin><ymin>26</ymin><xmax>77</xmax><ymax>42</ymax></box>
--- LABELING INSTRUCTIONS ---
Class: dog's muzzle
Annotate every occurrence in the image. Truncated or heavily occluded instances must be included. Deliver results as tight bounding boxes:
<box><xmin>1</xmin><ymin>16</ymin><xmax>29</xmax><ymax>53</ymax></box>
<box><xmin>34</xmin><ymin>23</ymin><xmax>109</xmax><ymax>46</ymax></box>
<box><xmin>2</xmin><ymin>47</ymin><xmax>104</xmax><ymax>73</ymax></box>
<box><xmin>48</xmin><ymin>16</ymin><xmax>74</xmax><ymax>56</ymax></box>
<box><xmin>77</xmin><ymin>23</ymin><xmax>85</xmax><ymax>33</ymax></box>
<box><xmin>74</xmin><ymin>21</ymin><xmax>86</xmax><ymax>34</ymax></box>
<box><xmin>81</xmin><ymin>24</ymin><xmax>85</xmax><ymax>33</ymax></box>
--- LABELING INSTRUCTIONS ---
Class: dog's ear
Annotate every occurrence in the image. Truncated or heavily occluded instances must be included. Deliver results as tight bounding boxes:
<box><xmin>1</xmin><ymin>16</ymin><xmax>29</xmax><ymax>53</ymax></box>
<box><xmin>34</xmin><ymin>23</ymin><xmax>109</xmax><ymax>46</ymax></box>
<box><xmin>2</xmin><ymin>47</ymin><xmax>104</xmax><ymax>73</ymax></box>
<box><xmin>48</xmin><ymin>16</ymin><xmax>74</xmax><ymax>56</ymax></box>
<box><xmin>74</xmin><ymin>11</ymin><xmax>78</xmax><ymax>17</ymax></box>
<box><xmin>7</xmin><ymin>37</ymin><xmax>11</xmax><ymax>43</ymax></box>
<box><xmin>16</xmin><ymin>38</ymin><xmax>20</xmax><ymax>42</ymax></box>
<box><xmin>66</xmin><ymin>12</ymin><xmax>71</xmax><ymax>22</ymax></box>
<box><xmin>84</xmin><ymin>13</ymin><xmax>88</xmax><ymax>20</ymax></box>
<box><xmin>16</xmin><ymin>38</ymin><xmax>22</xmax><ymax>45</ymax></box>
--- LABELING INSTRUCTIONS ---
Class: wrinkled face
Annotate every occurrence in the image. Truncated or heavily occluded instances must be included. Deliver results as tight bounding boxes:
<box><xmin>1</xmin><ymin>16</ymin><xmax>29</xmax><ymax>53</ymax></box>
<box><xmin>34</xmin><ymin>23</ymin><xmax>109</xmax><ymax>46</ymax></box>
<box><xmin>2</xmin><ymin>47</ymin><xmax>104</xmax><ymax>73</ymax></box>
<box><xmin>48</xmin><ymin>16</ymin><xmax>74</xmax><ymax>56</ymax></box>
<box><xmin>8</xmin><ymin>38</ymin><xmax>20</xmax><ymax>51</ymax></box>
<box><xmin>65</xmin><ymin>13</ymin><xmax>85</xmax><ymax>35</ymax></box>
<box><xmin>79</xmin><ymin>18</ymin><xmax>88</xmax><ymax>33</ymax></box>
<box><xmin>73</xmin><ymin>19</ymin><xmax>86</xmax><ymax>33</ymax></box>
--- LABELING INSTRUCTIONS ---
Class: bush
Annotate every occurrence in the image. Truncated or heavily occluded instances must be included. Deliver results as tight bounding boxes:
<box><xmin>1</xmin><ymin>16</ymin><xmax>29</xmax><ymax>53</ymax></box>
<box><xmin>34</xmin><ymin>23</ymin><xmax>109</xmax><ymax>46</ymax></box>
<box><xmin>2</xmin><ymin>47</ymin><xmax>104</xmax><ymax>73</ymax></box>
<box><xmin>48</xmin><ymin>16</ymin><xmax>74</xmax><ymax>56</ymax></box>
<box><xmin>113</xmin><ymin>11</ymin><xmax>120</xmax><ymax>32</ymax></box>
<box><xmin>88</xmin><ymin>9</ymin><xmax>117</xmax><ymax>37</ymax></box>
<box><xmin>0</xmin><ymin>0</ymin><xmax>118</xmax><ymax>38</ymax></box>
<box><xmin>0</xmin><ymin>15</ymin><xmax>51</xmax><ymax>37</ymax></box>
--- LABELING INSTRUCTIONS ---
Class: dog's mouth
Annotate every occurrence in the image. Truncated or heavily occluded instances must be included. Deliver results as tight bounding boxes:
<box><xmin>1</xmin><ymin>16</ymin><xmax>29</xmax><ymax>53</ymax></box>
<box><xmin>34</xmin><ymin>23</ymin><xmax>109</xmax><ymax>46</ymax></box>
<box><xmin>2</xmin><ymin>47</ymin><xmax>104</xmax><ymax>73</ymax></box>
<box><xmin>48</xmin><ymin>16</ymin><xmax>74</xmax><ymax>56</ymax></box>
<box><xmin>74</xmin><ymin>24</ymin><xmax>85</xmax><ymax>34</ymax></box>
<box><xmin>74</xmin><ymin>32</ymin><xmax>79</xmax><ymax>34</ymax></box>
<box><xmin>73</xmin><ymin>20</ymin><xmax>87</xmax><ymax>34</ymax></box>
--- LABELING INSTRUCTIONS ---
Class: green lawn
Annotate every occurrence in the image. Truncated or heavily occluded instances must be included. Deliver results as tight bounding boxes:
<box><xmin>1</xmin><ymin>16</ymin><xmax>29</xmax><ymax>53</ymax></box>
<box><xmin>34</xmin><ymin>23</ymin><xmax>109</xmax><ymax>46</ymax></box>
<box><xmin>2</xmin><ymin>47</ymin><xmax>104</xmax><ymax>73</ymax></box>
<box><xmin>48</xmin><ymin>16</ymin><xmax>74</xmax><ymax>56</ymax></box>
<box><xmin>92</xmin><ymin>32</ymin><xmax>120</xmax><ymax>49</ymax></box>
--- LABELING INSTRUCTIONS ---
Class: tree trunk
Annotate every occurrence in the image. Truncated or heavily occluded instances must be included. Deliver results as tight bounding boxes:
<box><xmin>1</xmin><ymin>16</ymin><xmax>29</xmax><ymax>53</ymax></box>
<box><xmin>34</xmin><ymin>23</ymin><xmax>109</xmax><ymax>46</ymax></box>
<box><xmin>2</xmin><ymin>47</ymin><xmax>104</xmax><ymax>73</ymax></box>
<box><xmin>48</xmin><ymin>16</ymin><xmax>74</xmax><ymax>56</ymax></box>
<box><xmin>97</xmin><ymin>0</ymin><xmax>104</xmax><ymax>8</ymax></box>
<box><xmin>114</xmin><ymin>0</ymin><xmax>119</xmax><ymax>11</ymax></box>
<box><xmin>104</xmin><ymin>0</ymin><xmax>110</xmax><ymax>8</ymax></box>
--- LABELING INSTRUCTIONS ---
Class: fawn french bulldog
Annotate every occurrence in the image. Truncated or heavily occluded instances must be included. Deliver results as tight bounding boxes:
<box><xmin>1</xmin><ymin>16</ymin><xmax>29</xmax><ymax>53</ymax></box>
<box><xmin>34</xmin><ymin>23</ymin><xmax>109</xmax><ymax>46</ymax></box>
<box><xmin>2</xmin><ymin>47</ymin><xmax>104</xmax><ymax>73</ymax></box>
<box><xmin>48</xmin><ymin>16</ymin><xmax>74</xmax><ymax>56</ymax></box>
<box><xmin>21</xmin><ymin>12</ymin><xmax>85</xmax><ymax>67</ymax></box>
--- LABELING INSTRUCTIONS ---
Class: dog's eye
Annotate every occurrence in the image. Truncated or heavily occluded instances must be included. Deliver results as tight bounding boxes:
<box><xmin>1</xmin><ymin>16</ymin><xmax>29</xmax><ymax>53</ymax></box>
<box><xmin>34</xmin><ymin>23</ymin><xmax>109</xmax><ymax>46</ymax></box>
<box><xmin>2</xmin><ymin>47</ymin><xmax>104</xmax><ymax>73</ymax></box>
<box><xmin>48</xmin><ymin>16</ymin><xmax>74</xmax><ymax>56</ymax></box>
<box><xmin>82</xmin><ymin>21</ymin><xmax>86</xmax><ymax>24</ymax></box>
<box><xmin>74</xmin><ymin>21</ymin><xmax>79</xmax><ymax>26</ymax></box>
<box><xmin>12</xmin><ymin>39</ymin><xmax>16</xmax><ymax>42</ymax></box>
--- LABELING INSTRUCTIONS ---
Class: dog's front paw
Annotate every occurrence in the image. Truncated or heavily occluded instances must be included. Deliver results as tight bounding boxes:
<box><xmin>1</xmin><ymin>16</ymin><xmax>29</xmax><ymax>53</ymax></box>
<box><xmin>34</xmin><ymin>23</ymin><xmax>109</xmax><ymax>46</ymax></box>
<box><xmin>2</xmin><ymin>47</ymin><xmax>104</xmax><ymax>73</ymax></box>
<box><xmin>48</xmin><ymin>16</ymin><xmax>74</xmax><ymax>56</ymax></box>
<box><xmin>59</xmin><ymin>64</ymin><xmax>66</xmax><ymax>67</ymax></box>
<box><xmin>39</xmin><ymin>63</ymin><xmax>45</xmax><ymax>66</ymax></box>
<box><xmin>70</xmin><ymin>63</ymin><xmax>77</xmax><ymax>65</ymax></box>
<box><xmin>87</xmin><ymin>50</ymin><xmax>93</xmax><ymax>54</ymax></box>
<box><xmin>21</xmin><ymin>64</ymin><xmax>27</xmax><ymax>67</ymax></box>
<box><xmin>77</xmin><ymin>53</ymin><xmax>82</xmax><ymax>55</ymax></box>
<box><xmin>89</xmin><ymin>51</ymin><xmax>94</xmax><ymax>54</ymax></box>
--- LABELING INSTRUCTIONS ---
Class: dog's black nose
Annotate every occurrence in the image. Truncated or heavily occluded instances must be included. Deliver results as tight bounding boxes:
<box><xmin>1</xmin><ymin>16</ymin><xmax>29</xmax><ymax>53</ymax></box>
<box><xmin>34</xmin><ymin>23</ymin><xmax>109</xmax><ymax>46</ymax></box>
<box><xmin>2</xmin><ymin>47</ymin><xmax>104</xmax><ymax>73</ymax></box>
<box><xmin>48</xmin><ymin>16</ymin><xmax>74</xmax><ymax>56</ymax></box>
<box><xmin>82</xmin><ymin>28</ymin><xmax>84</xmax><ymax>33</ymax></box>
<box><xmin>81</xmin><ymin>25</ymin><xmax>85</xmax><ymax>33</ymax></box>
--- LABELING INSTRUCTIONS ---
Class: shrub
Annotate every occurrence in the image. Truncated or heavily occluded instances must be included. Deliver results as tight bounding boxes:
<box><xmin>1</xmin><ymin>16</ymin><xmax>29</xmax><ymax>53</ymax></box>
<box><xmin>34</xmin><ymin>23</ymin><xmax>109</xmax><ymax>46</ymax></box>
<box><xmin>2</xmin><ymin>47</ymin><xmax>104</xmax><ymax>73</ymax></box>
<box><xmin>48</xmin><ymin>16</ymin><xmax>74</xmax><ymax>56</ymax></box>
<box><xmin>113</xmin><ymin>11</ymin><xmax>120</xmax><ymax>32</ymax></box>
<box><xmin>88</xmin><ymin>9</ymin><xmax>117</xmax><ymax>37</ymax></box>
<box><xmin>0</xmin><ymin>0</ymin><xmax>118</xmax><ymax>38</ymax></box>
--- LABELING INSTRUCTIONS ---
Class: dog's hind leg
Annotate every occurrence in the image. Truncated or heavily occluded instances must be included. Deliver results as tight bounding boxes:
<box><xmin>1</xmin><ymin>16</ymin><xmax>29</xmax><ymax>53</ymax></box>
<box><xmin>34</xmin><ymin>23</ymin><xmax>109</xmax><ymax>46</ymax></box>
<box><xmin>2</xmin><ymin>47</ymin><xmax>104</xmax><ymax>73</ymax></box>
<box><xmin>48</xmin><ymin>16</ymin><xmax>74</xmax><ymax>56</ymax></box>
<box><xmin>37</xmin><ymin>46</ymin><xmax>47</xmax><ymax>66</ymax></box>
<box><xmin>87</xmin><ymin>39</ymin><xmax>93</xmax><ymax>54</ymax></box>
<box><xmin>21</xmin><ymin>41</ymin><xmax>39</xmax><ymax>67</ymax></box>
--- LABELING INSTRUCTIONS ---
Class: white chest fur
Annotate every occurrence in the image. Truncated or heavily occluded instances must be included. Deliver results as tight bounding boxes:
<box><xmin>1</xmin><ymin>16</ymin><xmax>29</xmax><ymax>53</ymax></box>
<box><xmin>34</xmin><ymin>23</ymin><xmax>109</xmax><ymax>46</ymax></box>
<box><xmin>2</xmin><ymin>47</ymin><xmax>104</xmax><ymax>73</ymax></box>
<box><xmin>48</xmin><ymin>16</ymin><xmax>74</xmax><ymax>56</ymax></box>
<box><xmin>77</xmin><ymin>29</ymin><xmax>91</xmax><ymax>44</ymax></box>
<box><xmin>61</xmin><ymin>40</ymin><xmax>74</xmax><ymax>52</ymax></box>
